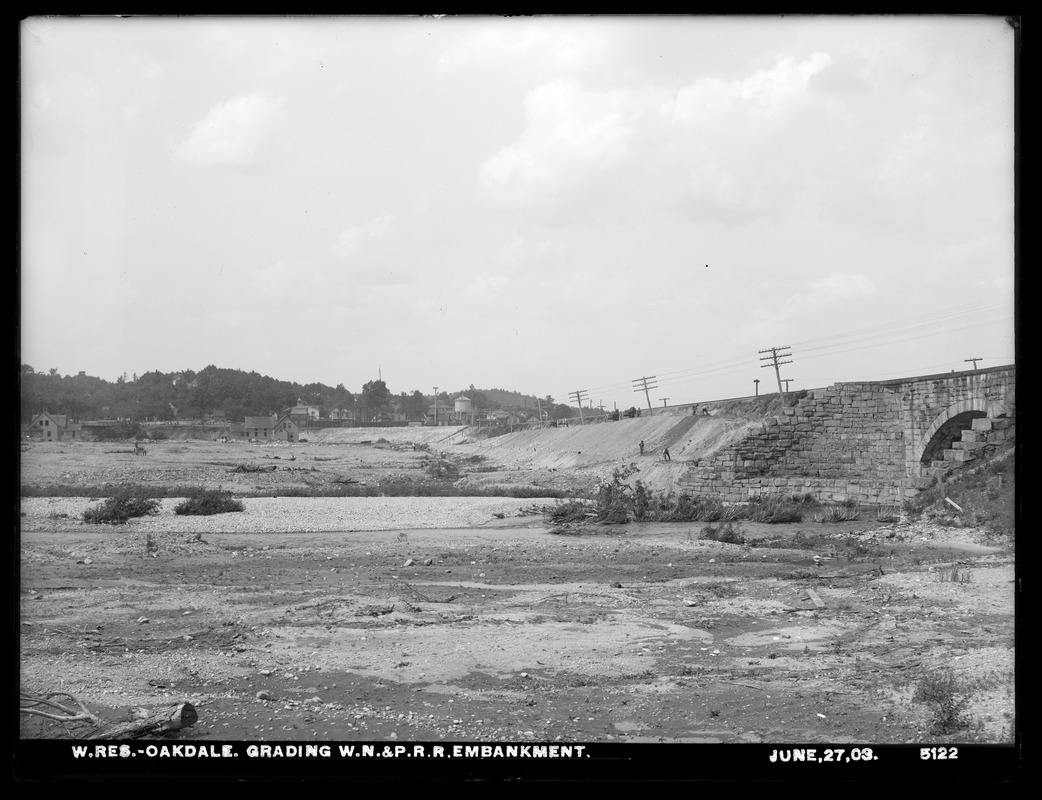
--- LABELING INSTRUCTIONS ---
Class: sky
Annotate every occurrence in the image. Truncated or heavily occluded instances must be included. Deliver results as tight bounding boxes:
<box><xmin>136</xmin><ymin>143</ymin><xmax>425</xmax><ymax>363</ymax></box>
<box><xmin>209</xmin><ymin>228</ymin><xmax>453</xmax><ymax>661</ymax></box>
<box><xmin>20</xmin><ymin>15</ymin><xmax>1017</xmax><ymax>413</ymax></box>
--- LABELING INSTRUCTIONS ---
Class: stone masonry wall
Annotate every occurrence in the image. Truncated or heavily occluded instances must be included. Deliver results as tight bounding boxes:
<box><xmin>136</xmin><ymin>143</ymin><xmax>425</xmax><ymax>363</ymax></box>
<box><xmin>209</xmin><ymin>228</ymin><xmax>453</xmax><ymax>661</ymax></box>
<box><xmin>680</xmin><ymin>385</ymin><xmax>912</xmax><ymax>505</ymax></box>
<box><xmin>678</xmin><ymin>366</ymin><xmax>1015</xmax><ymax>507</ymax></box>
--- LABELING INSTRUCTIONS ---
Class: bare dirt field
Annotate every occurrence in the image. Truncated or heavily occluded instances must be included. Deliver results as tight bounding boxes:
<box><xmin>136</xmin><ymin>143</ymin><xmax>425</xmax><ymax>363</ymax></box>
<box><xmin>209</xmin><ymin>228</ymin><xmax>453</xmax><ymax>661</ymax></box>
<box><xmin>19</xmin><ymin>437</ymin><xmax>1016</xmax><ymax>763</ymax></box>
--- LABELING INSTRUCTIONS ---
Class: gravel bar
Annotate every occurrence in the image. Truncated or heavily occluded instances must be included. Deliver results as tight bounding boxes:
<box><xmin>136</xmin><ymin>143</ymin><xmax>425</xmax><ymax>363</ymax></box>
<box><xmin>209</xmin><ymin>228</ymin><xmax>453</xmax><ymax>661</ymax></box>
<box><xmin>20</xmin><ymin>496</ymin><xmax>558</xmax><ymax>534</ymax></box>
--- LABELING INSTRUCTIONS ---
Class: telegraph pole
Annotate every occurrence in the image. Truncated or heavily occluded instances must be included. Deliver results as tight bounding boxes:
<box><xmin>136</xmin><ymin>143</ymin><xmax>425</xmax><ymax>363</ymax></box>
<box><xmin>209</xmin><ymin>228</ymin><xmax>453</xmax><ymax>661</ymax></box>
<box><xmin>964</xmin><ymin>357</ymin><xmax>983</xmax><ymax>371</ymax></box>
<box><xmin>569</xmin><ymin>389</ymin><xmax>588</xmax><ymax>425</ymax></box>
<box><xmin>433</xmin><ymin>387</ymin><xmax>438</xmax><ymax>427</ymax></box>
<box><xmin>759</xmin><ymin>346</ymin><xmax>793</xmax><ymax>399</ymax></box>
<box><xmin>632</xmin><ymin>375</ymin><xmax>658</xmax><ymax>413</ymax></box>
<box><xmin>660</xmin><ymin>398</ymin><xmax>670</xmax><ymax>409</ymax></box>
<box><xmin>782</xmin><ymin>379</ymin><xmax>794</xmax><ymax>392</ymax></box>
<box><xmin>754</xmin><ymin>379</ymin><xmax>760</xmax><ymax>396</ymax></box>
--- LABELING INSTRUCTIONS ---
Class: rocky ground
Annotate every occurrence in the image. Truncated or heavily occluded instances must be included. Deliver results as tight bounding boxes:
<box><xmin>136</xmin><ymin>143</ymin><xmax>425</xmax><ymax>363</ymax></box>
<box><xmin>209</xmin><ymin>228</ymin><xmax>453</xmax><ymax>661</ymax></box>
<box><xmin>18</xmin><ymin>438</ymin><xmax>1017</xmax><ymax>776</ymax></box>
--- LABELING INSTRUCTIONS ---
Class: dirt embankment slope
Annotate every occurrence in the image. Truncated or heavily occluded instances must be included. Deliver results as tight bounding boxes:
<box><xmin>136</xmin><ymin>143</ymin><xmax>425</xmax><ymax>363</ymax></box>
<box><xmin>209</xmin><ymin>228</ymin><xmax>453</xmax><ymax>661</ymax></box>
<box><xmin>308</xmin><ymin>426</ymin><xmax>469</xmax><ymax>447</ymax></box>
<box><xmin>388</xmin><ymin>412</ymin><xmax>764</xmax><ymax>495</ymax></box>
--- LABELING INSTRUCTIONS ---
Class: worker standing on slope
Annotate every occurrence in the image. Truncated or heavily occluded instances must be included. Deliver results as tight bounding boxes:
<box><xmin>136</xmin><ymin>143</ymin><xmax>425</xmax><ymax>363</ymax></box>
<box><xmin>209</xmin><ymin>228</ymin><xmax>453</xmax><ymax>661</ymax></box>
<box><xmin>663</xmin><ymin>448</ymin><xmax>671</xmax><ymax>462</ymax></box>
<box><xmin>639</xmin><ymin>439</ymin><xmax>645</xmax><ymax>456</ymax></box>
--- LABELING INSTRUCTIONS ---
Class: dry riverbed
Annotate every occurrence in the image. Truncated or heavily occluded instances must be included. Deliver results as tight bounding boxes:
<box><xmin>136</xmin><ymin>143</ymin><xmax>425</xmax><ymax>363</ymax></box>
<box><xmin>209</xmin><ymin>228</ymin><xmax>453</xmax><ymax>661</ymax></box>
<box><xmin>20</xmin><ymin>502</ymin><xmax>1014</xmax><ymax>744</ymax></box>
<box><xmin>18</xmin><ymin>439</ymin><xmax>1017</xmax><ymax>780</ymax></box>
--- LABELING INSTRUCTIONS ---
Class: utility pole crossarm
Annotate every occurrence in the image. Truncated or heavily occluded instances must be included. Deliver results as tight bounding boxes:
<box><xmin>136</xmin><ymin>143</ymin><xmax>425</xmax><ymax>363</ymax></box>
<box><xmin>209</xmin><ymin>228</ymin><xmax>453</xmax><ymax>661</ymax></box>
<box><xmin>759</xmin><ymin>346</ymin><xmax>794</xmax><ymax>400</ymax></box>
<box><xmin>632</xmin><ymin>375</ymin><xmax>658</xmax><ymax>413</ymax></box>
<box><xmin>569</xmin><ymin>389</ymin><xmax>588</xmax><ymax>425</ymax></box>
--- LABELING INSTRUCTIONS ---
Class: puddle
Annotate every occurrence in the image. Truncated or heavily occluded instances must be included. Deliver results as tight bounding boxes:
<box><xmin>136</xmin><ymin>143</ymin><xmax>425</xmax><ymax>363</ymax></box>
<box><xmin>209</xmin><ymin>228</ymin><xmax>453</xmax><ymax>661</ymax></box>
<box><xmin>792</xmin><ymin>558</ymin><xmax>857</xmax><ymax>568</ymax></box>
<box><xmin>726</xmin><ymin>623</ymin><xmax>855</xmax><ymax>650</ymax></box>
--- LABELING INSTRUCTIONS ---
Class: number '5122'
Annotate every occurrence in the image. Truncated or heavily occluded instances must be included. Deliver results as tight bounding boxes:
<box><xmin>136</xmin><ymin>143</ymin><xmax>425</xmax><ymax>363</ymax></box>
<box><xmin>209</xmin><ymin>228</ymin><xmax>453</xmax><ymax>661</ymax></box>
<box><xmin>921</xmin><ymin>747</ymin><xmax>958</xmax><ymax>760</ymax></box>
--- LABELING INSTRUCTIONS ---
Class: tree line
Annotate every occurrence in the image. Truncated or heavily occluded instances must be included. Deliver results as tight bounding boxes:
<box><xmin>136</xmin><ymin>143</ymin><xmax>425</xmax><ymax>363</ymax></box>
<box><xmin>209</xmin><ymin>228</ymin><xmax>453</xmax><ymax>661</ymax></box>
<box><xmin>20</xmin><ymin>365</ymin><xmax>577</xmax><ymax>424</ymax></box>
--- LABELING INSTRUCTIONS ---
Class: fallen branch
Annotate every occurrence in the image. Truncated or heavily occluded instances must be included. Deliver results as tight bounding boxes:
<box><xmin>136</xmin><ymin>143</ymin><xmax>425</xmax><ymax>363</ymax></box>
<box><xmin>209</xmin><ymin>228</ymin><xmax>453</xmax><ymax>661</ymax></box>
<box><xmin>84</xmin><ymin>703</ymin><xmax>198</xmax><ymax>740</ymax></box>
<box><xmin>21</xmin><ymin>692</ymin><xmax>198</xmax><ymax>739</ymax></box>
<box><xmin>716</xmin><ymin>680</ymin><xmax>767</xmax><ymax>692</ymax></box>
<box><xmin>20</xmin><ymin>692</ymin><xmax>101</xmax><ymax>726</ymax></box>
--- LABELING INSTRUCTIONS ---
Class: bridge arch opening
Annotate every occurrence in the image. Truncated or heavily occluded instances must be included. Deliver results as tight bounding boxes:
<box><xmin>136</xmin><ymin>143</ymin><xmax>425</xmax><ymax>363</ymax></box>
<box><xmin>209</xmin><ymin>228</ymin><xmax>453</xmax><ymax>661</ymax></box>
<box><xmin>918</xmin><ymin>409</ymin><xmax>987</xmax><ymax>466</ymax></box>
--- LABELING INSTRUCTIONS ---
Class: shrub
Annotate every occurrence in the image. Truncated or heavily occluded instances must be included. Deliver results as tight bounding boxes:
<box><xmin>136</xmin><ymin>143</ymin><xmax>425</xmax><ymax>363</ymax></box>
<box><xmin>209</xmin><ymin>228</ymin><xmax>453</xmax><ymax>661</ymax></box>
<box><xmin>593</xmin><ymin>472</ymin><xmax>634</xmax><ymax>523</ymax></box>
<box><xmin>632</xmin><ymin>480</ymin><xmax>651</xmax><ymax>521</ymax></box>
<box><xmin>83</xmin><ymin>488</ymin><xmax>160</xmax><ymax>525</ymax></box>
<box><xmin>875</xmin><ymin>505</ymin><xmax>901</xmax><ymax>523</ymax></box>
<box><xmin>425</xmin><ymin>459</ymin><xmax>460</xmax><ymax>480</ymax></box>
<box><xmin>814</xmin><ymin>501</ymin><xmax>862</xmax><ymax>523</ymax></box>
<box><xmin>913</xmin><ymin>669</ymin><xmax>972</xmax><ymax>735</ymax></box>
<box><xmin>93</xmin><ymin>421</ymin><xmax>143</xmax><ymax>442</ymax></box>
<box><xmin>702</xmin><ymin>521</ymin><xmax>746</xmax><ymax>544</ymax></box>
<box><xmin>545</xmin><ymin>499</ymin><xmax>600</xmax><ymax>527</ymax></box>
<box><xmin>937</xmin><ymin>566</ymin><xmax>972</xmax><ymax>583</ymax></box>
<box><xmin>747</xmin><ymin>495</ymin><xmax>805</xmax><ymax>523</ymax></box>
<box><xmin>174</xmin><ymin>488</ymin><xmax>245</xmax><ymax>516</ymax></box>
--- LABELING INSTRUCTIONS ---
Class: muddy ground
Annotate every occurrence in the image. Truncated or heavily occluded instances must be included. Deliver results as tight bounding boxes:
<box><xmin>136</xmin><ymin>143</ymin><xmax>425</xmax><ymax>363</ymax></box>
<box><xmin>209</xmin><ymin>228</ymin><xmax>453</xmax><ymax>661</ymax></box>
<box><xmin>18</xmin><ymin>439</ymin><xmax>1016</xmax><ymax>756</ymax></box>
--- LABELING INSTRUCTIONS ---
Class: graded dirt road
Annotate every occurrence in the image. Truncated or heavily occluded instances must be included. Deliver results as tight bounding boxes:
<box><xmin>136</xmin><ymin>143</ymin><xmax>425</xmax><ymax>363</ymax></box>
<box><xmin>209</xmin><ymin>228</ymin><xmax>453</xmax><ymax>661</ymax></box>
<box><xmin>19</xmin><ymin>438</ymin><xmax>1015</xmax><ymax>749</ymax></box>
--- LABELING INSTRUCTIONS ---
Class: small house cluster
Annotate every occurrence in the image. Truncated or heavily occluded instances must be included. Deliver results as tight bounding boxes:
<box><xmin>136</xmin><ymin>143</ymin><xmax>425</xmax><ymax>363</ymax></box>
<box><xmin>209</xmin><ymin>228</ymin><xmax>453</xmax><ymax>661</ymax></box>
<box><xmin>24</xmin><ymin>412</ymin><xmax>82</xmax><ymax>441</ymax></box>
<box><xmin>24</xmin><ymin>392</ymin><xmax>549</xmax><ymax>442</ymax></box>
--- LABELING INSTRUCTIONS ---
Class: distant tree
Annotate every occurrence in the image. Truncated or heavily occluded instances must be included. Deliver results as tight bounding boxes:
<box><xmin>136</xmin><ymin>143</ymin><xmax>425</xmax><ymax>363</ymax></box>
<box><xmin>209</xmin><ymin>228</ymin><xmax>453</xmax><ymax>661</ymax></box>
<box><xmin>360</xmin><ymin>379</ymin><xmax>392</xmax><ymax>422</ymax></box>
<box><xmin>332</xmin><ymin>383</ymin><xmax>355</xmax><ymax>415</ymax></box>
<box><xmin>401</xmin><ymin>390</ymin><xmax>427</xmax><ymax>420</ymax></box>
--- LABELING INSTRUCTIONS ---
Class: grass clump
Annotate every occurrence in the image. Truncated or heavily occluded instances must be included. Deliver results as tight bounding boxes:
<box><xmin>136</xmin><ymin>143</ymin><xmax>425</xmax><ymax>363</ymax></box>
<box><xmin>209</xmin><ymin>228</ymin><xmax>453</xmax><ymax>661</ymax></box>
<box><xmin>875</xmin><ymin>505</ymin><xmax>902</xmax><ymax>523</ymax></box>
<box><xmin>701</xmin><ymin>521</ymin><xmax>746</xmax><ymax>544</ymax></box>
<box><xmin>174</xmin><ymin>488</ymin><xmax>245</xmax><ymax>516</ymax></box>
<box><xmin>746</xmin><ymin>495</ymin><xmax>805</xmax><ymax>523</ymax></box>
<box><xmin>82</xmin><ymin>487</ymin><xmax>160</xmax><ymax>525</ymax></box>
<box><xmin>937</xmin><ymin>566</ymin><xmax>973</xmax><ymax>584</ymax></box>
<box><xmin>913</xmin><ymin>669</ymin><xmax>972</xmax><ymax>735</ymax></box>
<box><xmin>814</xmin><ymin>499</ymin><xmax>862</xmax><ymax>523</ymax></box>
<box><xmin>425</xmin><ymin>458</ymin><xmax>461</xmax><ymax>480</ymax></box>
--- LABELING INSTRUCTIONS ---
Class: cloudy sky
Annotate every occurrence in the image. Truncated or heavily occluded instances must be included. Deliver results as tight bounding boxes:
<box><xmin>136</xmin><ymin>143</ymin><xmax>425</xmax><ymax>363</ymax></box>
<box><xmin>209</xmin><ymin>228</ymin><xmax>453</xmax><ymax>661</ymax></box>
<box><xmin>20</xmin><ymin>15</ymin><xmax>1016</xmax><ymax>411</ymax></box>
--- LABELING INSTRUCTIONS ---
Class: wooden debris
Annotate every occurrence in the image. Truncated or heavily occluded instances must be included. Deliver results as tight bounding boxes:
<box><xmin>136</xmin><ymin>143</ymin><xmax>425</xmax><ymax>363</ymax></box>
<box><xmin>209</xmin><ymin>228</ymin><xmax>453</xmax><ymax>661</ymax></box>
<box><xmin>84</xmin><ymin>702</ymin><xmax>197</xmax><ymax>740</ymax></box>
<box><xmin>21</xmin><ymin>693</ymin><xmax>198</xmax><ymax>740</ymax></box>
<box><xmin>20</xmin><ymin>692</ymin><xmax>100</xmax><ymax>727</ymax></box>
<box><xmin>805</xmin><ymin>588</ymin><xmax>825</xmax><ymax>608</ymax></box>
<box><xmin>944</xmin><ymin>497</ymin><xmax>964</xmax><ymax>513</ymax></box>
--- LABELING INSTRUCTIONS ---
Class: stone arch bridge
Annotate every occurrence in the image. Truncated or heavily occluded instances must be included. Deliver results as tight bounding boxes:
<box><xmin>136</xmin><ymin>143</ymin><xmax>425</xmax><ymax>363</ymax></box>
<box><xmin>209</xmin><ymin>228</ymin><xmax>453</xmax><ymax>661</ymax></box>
<box><xmin>680</xmin><ymin>365</ymin><xmax>1015</xmax><ymax>506</ymax></box>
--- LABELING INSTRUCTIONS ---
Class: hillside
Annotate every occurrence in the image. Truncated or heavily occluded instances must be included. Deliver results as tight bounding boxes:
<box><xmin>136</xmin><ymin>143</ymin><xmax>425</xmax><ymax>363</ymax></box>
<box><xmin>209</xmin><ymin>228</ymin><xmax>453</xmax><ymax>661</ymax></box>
<box><xmin>308</xmin><ymin>398</ymin><xmax>784</xmax><ymax>496</ymax></box>
<box><xmin>450</xmin><ymin>411</ymin><xmax>760</xmax><ymax>495</ymax></box>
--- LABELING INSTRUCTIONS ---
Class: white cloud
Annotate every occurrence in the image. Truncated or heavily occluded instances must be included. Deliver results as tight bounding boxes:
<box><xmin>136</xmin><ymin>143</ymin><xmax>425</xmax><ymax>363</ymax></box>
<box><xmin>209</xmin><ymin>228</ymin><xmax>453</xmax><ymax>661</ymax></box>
<box><xmin>497</xmin><ymin>230</ymin><xmax>568</xmax><ymax>266</ymax></box>
<box><xmin>804</xmin><ymin>273</ymin><xmax>876</xmax><ymax>302</ymax></box>
<box><xmin>174</xmin><ymin>93</ymin><xmax>286</xmax><ymax>167</ymax></box>
<box><xmin>655</xmin><ymin>53</ymin><xmax>833</xmax><ymax>218</ymax></box>
<box><xmin>479</xmin><ymin>81</ymin><xmax>635</xmax><ymax>213</ymax></box>
<box><xmin>479</xmin><ymin>53</ymin><xmax>836</xmax><ymax>222</ymax></box>
<box><xmin>253</xmin><ymin>259</ymin><xmax>322</xmax><ymax>297</ymax></box>
<box><xmin>438</xmin><ymin>23</ymin><xmax>612</xmax><ymax>76</ymax></box>
<box><xmin>332</xmin><ymin>215</ymin><xmax>396</xmax><ymax>260</ymax></box>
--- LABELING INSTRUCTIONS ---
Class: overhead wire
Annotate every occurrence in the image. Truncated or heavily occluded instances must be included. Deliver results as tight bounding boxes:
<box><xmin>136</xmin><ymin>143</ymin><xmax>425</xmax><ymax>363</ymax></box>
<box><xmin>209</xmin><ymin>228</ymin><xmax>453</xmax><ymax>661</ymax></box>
<box><xmin>550</xmin><ymin>300</ymin><xmax>1013</xmax><ymax>405</ymax></box>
